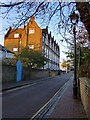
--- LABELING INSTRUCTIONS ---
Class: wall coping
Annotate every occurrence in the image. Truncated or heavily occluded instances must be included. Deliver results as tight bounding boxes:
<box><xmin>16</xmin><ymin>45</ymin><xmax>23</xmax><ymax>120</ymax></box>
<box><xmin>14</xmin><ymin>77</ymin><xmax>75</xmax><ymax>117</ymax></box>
<box><xmin>79</xmin><ymin>77</ymin><xmax>90</xmax><ymax>89</ymax></box>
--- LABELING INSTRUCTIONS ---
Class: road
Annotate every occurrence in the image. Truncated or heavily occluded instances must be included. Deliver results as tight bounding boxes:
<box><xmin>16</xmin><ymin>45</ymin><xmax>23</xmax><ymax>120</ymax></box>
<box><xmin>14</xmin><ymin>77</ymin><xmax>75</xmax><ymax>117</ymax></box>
<box><xmin>2</xmin><ymin>72</ymin><xmax>73</xmax><ymax>119</ymax></box>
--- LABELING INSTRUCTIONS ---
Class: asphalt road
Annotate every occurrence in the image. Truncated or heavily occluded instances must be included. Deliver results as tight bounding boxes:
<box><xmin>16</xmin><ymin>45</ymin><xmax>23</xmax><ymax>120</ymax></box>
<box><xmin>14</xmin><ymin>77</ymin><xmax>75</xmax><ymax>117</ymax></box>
<box><xmin>2</xmin><ymin>72</ymin><xmax>73</xmax><ymax>119</ymax></box>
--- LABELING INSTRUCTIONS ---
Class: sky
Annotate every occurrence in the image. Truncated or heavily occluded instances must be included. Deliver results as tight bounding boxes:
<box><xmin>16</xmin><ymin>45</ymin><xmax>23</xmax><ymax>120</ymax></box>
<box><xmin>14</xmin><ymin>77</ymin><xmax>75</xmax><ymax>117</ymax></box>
<box><xmin>0</xmin><ymin>1</ymin><xmax>70</xmax><ymax>62</ymax></box>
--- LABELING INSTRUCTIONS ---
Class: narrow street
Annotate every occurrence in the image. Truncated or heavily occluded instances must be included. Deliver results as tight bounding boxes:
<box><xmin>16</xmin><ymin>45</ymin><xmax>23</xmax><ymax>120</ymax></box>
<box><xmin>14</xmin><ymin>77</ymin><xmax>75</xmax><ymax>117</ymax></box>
<box><xmin>2</xmin><ymin>72</ymin><xmax>72</xmax><ymax>118</ymax></box>
<box><xmin>1</xmin><ymin>2</ymin><xmax>90</xmax><ymax>119</ymax></box>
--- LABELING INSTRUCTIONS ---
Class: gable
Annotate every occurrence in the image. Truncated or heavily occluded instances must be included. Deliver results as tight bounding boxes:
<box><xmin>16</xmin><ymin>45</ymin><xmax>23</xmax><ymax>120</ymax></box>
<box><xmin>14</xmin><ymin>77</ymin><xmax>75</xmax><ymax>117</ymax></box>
<box><xmin>5</xmin><ymin>28</ymin><xmax>24</xmax><ymax>39</ymax></box>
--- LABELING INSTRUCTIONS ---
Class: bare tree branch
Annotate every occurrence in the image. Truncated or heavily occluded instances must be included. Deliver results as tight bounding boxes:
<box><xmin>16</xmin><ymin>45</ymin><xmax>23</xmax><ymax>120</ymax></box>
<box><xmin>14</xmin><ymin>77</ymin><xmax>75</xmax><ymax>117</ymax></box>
<box><xmin>0</xmin><ymin>1</ymin><xmax>24</xmax><ymax>7</ymax></box>
<box><xmin>1</xmin><ymin>1</ymin><xmax>90</xmax><ymax>46</ymax></box>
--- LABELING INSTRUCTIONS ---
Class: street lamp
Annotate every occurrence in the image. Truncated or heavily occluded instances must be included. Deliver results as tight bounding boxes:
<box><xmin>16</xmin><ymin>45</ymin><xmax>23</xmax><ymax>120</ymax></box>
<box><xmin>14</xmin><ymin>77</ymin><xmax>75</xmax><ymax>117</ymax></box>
<box><xmin>69</xmin><ymin>12</ymin><xmax>79</xmax><ymax>98</ymax></box>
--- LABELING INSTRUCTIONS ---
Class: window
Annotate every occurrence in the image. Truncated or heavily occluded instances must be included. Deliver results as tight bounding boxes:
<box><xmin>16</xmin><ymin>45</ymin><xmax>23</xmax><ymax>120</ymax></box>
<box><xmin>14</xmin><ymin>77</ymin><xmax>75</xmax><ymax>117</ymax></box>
<box><xmin>13</xmin><ymin>48</ymin><xmax>18</xmax><ymax>51</ymax></box>
<box><xmin>28</xmin><ymin>45</ymin><xmax>34</xmax><ymax>49</ymax></box>
<box><xmin>29</xmin><ymin>29</ymin><xmax>35</xmax><ymax>34</ymax></box>
<box><xmin>42</xmin><ymin>45</ymin><xmax>44</xmax><ymax>50</ymax></box>
<box><xmin>14</xmin><ymin>34</ymin><xmax>19</xmax><ymax>38</ymax></box>
<box><xmin>42</xmin><ymin>36</ymin><xmax>45</xmax><ymax>42</ymax></box>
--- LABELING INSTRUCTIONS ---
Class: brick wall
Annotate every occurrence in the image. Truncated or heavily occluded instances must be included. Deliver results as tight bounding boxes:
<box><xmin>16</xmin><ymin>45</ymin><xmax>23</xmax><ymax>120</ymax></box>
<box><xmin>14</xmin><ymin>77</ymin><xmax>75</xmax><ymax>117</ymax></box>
<box><xmin>22</xmin><ymin>67</ymin><xmax>50</xmax><ymax>81</ymax></box>
<box><xmin>2</xmin><ymin>65</ymin><xmax>58</xmax><ymax>83</ymax></box>
<box><xmin>79</xmin><ymin>77</ymin><xmax>90</xmax><ymax>119</ymax></box>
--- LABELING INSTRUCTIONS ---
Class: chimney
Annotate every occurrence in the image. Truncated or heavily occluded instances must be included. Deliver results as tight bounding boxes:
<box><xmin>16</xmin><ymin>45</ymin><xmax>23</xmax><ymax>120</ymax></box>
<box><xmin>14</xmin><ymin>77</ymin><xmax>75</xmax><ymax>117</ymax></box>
<box><xmin>30</xmin><ymin>16</ymin><xmax>34</xmax><ymax>21</ymax></box>
<box><xmin>50</xmin><ymin>31</ymin><xmax>51</xmax><ymax>37</ymax></box>
<box><xmin>46</xmin><ymin>26</ymin><xmax>48</xmax><ymax>33</ymax></box>
<box><xmin>53</xmin><ymin>36</ymin><xmax>54</xmax><ymax>40</ymax></box>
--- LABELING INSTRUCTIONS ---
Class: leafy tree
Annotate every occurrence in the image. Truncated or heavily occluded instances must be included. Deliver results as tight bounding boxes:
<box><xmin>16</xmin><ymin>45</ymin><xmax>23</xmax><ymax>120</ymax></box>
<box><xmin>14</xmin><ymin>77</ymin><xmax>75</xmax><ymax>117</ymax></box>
<box><xmin>2</xmin><ymin>58</ymin><xmax>16</xmax><ymax>66</ymax></box>
<box><xmin>61</xmin><ymin>59</ymin><xmax>70</xmax><ymax>70</ymax></box>
<box><xmin>63</xmin><ymin>51</ymin><xmax>74</xmax><ymax>68</ymax></box>
<box><xmin>64</xmin><ymin>45</ymin><xmax>90</xmax><ymax>78</ymax></box>
<box><xmin>18</xmin><ymin>47</ymin><xmax>47</xmax><ymax>68</ymax></box>
<box><xmin>78</xmin><ymin>47</ymin><xmax>90</xmax><ymax>78</ymax></box>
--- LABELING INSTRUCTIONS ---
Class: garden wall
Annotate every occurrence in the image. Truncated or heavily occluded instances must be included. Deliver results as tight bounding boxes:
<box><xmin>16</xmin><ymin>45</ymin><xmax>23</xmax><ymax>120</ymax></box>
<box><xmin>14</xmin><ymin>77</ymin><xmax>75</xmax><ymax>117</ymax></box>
<box><xmin>79</xmin><ymin>77</ymin><xmax>90</xmax><ymax>119</ymax></box>
<box><xmin>2</xmin><ymin>65</ymin><xmax>58</xmax><ymax>83</ymax></box>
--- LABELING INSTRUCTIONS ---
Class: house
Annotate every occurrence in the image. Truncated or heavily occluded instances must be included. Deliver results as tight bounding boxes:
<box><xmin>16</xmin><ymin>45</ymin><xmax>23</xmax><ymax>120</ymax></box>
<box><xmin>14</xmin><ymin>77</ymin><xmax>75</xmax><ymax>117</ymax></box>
<box><xmin>0</xmin><ymin>44</ymin><xmax>14</xmax><ymax>60</ymax></box>
<box><xmin>4</xmin><ymin>17</ymin><xmax>42</xmax><ymax>53</ymax></box>
<box><xmin>4</xmin><ymin>17</ymin><xmax>60</xmax><ymax>70</ymax></box>
<box><xmin>42</xmin><ymin>27</ymin><xmax>60</xmax><ymax>70</ymax></box>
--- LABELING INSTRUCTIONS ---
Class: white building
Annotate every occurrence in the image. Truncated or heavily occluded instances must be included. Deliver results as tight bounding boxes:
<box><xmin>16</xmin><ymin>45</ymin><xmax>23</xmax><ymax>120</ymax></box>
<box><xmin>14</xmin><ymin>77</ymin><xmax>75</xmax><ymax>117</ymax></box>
<box><xmin>42</xmin><ymin>27</ymin><xmax>60</xmax><ymax>70</ymax></box>
<box><xmin>0</xmin><ymin>44</ymin><xmax>15</xmax><ymax>60</ymax></box>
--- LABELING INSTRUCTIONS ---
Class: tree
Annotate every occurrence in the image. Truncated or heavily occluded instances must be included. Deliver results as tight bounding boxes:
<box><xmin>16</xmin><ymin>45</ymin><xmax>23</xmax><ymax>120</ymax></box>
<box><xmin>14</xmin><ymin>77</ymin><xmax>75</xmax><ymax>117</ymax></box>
<box><xmin>64</xmin><ymin>44</ymin><xmax>90</xmax><ymax>78</ymax></box>
<box><xmin>18</xmin><ymin>47</ymin><xmax>47</xmax><ymax>68</ymax></box>
<box><xmin>64</xmin><ymin>51</ymin><xmax>74</xmax><ymax>67</ymax></box>
<box><xmin>61</xmin><ymin>59</ymin><xmax>70</xmax><ymax>71</ymax></box>
<box><xmin>78</xmin><ymin>47</ymin><xmax>90</xmax><ymax>78</ymax></box>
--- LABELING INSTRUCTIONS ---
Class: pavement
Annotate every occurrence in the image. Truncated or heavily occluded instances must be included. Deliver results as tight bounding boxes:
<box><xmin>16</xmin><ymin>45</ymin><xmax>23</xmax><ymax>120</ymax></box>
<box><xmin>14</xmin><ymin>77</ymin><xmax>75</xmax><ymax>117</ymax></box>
<box><xmin>45</xmin><ymin>75</ymin><xmax>88</xmax><ymax>119</ymax></box>
<box><xmin>1</xmin><ymin>72</ymin><xmax>88</xmax><ymax>119</ymax></box>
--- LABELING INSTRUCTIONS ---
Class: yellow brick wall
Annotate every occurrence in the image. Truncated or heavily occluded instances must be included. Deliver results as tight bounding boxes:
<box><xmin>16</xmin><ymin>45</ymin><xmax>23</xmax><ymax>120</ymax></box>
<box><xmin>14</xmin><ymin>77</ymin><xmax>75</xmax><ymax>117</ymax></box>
<box><xmin>27</xmin><ymin>18</ymin><xmax>42</xmax><ymax>51</ymax></box>
<box><xmin>4</xmin><ymin>38</ymin><xmax>19</xmax><ymax>52</ymax></box>
<box><xmin>80</xmin><ymin>78</ymin><xmax>90</xmax><ymax>119</ymax></box>
<box><xmin>4</xmin><ymin>28</ymin><xmax>26</xmax><ymax>54</ymax></box>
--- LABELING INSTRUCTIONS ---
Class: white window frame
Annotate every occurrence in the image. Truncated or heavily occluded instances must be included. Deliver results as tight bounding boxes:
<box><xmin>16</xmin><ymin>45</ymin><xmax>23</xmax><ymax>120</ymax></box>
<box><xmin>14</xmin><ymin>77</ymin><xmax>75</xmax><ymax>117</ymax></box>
<box><xmin>13</xmin><ymin>48</ymin><xmax>18</xmax><ymax>52</ymax></box>
<box><xmin>14</xmin><ymin>34</ymin><xmax>19</xmax><ymax>38</ymax></box>
<box><xmin>28</xmin><ymin>45</ymin><xmax>34</xmax><ymax>49</ymax></box>
<box><xmin>29</xmin><ymin>29</ymin><xmax>35</xmax><ymax>34</ymax></box>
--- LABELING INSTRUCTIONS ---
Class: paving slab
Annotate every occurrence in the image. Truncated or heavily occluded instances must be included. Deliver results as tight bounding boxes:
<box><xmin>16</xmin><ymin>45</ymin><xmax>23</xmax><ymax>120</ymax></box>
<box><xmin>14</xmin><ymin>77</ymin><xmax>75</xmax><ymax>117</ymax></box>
<box><xmin>46</xmin><ymin>76</ymin><xmax>88</xmax><ymax>119</ymax></box>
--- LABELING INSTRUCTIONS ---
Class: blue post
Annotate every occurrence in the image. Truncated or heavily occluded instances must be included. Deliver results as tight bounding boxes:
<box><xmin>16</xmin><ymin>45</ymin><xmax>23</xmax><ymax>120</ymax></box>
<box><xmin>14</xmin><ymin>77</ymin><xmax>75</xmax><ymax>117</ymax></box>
<box><xmin>16</xmin><ymin>60</ymin><xmax>22</xmax><ymax>82</ymax></box>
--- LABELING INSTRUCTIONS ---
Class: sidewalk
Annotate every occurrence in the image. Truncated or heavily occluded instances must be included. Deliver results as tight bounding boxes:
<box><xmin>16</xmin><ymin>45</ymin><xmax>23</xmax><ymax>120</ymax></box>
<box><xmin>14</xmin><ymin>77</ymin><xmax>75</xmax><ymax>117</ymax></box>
<box><xmin>46</xmin><ymin>75</ymin><xmax>88</xmax><ymax>119</ymax></box>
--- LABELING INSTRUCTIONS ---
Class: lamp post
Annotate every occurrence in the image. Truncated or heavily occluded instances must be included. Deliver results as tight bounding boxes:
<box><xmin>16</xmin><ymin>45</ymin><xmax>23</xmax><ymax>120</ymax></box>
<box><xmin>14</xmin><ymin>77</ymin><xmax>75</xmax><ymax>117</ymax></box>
<box><xmin>69</xmin><ymin>12</ymin><xmax>79</xmax><ymax>98</ymax></box>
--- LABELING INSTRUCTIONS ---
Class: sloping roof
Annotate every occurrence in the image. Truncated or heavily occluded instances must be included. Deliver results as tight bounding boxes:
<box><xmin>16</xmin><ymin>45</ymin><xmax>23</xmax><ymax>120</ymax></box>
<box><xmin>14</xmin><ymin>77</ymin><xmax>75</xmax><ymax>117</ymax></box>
<box><xmin>42</xmin><ymin>26</ymin><xmax>48</xmax><ymax>34</ymax></box>
<box><xmin>0</xmin><ymin>44</ymin><xmax>7</xmax><ymax>52</ymax></box>
<box><xmin>5</xmin><ymin>27</ymin><xmax>24</xmax><ymax>39</ymax></box>
<box><xmin>0</xmin><ymin>44</ymin><xmax>14</xmax><ymax>54</ymax></box>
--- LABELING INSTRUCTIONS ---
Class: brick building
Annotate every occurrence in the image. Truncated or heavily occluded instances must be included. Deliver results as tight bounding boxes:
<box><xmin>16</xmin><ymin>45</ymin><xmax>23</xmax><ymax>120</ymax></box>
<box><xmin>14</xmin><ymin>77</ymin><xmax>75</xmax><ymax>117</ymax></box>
<box><xmin>4</xmin><ymin>17</ymin><xmax>60</xmax><ymax>70</ymax></box>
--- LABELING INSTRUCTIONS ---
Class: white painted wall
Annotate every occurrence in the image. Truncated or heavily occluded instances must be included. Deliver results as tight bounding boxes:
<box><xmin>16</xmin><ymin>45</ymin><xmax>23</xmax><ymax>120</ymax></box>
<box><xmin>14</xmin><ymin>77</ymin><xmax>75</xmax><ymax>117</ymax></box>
<box><xmin>0</xmin><ymin>51</ymin><xmax>6</xmax><ymax>60</ymax></box>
